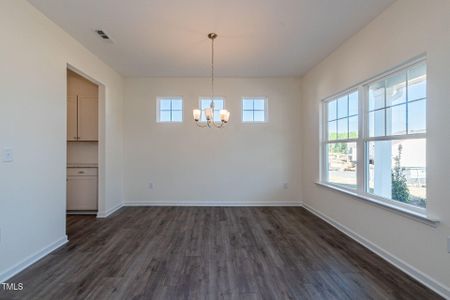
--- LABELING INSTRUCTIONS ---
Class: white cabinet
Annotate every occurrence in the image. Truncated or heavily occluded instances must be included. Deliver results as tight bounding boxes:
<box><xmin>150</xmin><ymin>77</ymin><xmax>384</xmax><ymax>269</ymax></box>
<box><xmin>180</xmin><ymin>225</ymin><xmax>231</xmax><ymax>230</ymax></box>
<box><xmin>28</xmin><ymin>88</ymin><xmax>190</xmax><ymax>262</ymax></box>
<box><xmin>67</xmin><ymin>96</ymin><xmax>78</xmax><ymax>141</ymax></box>
<box><xmin>67</xmin><ymin>168</ymin><xmax>98</xmax><ymax>211</ymax></box>
<box><xmin>67</xmin><ymin>96</ymin><xmax>98</xmax><ymax>141</ymax></box>
<box><xmin>78</xmin><ymin>96</ymin><xmax>98</xmax><ymax>141</ymax></box>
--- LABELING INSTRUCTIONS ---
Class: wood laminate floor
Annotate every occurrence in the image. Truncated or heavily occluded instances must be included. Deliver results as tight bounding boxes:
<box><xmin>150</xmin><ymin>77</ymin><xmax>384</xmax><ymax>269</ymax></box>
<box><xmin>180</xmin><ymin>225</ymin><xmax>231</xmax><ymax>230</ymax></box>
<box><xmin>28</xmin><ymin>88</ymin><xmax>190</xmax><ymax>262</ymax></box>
<box><xmin>1</xmin><ymin>207</ymin><xmax>442</xmax><ymax>300</ymax></box>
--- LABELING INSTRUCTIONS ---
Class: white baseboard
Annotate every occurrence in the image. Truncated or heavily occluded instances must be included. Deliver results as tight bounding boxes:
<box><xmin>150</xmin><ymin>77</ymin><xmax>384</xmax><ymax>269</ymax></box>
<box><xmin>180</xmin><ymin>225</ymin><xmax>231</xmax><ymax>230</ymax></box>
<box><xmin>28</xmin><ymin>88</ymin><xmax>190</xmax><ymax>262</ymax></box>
<box><xmin>97</xmin><ymin>202</ymin><xmax>123</xmax><ymax>218</ymax></box>
<box><xmin>67</xmin><ymin>211</ymin><xmax>97</xmax><ymax>215</ymax></box>
<box><xmin>124</xmin><ymin>201</ymin><xmax>302</xmax><ymax>207</ymax></box>
<box><xmin>302</xmin><ymin>203</ymin><xmax>450</xmax><ymax>299</ymax></box>
<box><xmin>0</xmin><ymin>236</ymin><xmax>68</xmax><ymax>283</ymax></box>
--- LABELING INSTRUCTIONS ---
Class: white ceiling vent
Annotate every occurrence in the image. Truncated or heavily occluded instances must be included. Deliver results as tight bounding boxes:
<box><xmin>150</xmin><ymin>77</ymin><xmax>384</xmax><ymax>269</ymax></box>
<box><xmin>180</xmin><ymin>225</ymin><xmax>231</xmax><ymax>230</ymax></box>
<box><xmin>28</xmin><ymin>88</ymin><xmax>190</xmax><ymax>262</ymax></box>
<box><xmin>94</xmin><ymin>29</ymin><xmax>114</xmax><ymax>43</ymax></box>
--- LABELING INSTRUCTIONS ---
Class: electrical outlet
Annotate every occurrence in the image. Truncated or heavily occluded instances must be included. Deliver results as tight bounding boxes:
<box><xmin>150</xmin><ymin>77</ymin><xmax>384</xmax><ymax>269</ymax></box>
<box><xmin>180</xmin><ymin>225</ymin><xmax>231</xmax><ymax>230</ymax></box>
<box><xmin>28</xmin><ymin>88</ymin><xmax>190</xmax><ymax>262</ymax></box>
<box><xmin>148</xmin><ymin>182</ymin><xmax>153</xmax><ymax>189</ymax></box>
<box><xmin>2</xmin><ymin>148</ymin><xmax>13</xmax><ymax>162</ymax></box>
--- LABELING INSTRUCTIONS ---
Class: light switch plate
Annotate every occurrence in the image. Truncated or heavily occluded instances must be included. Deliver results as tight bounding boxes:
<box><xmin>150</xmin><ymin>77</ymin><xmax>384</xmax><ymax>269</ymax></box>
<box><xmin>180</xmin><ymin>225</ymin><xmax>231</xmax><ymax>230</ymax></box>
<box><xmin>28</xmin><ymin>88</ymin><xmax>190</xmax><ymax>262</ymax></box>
<box><xmin>2</xmin><ymin>148</ymin><xmax>13</xmax><ymax>162</ymax></box>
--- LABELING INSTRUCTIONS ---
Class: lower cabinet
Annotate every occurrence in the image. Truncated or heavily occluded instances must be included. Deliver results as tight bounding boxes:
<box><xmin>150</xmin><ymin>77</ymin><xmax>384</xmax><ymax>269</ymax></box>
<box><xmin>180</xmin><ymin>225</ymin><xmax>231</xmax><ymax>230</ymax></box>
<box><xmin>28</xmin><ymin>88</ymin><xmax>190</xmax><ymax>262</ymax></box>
<box><xmin>67</xmin><ymin>168</ymin><xmax>98</xmax><ymax>211</ymax></box>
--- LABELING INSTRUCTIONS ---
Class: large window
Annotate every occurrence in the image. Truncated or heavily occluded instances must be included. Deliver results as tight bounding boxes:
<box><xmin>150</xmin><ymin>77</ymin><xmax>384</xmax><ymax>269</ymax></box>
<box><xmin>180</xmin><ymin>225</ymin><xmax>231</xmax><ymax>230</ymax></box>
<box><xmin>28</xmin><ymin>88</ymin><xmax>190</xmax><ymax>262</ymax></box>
<box><xmin>322</xmin><ymin>59</ymin><xmax>427</xmax><ymax>212</ymax></box>
<box><xmin>199</xmin><ymin>97</ymin><xmax>224</xmax><ymax>122</ymax></box>
<box><xmin>157</xmin><ymin>97</ymin><xmax>183</xmax><ymax>122</ymax></box>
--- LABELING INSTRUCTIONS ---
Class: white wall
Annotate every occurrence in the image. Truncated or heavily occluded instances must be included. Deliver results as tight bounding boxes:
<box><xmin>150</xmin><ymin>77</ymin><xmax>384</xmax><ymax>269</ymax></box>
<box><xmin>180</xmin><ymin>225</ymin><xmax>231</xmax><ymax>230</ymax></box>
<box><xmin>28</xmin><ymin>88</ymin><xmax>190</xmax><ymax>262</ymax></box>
<box><xmin>300</xmin><ymin>0</ymin><xmax>450</xmax><ymax>296</ymax></box>
<box><xmin>0</xmin><ymin>0</ymin><xmax>124</xmax><ymax>280</ymax></box>
<box><xmin>124</xmin><ymin>77</ymin><xmax>302</xmax><ymax>206</ymax></box>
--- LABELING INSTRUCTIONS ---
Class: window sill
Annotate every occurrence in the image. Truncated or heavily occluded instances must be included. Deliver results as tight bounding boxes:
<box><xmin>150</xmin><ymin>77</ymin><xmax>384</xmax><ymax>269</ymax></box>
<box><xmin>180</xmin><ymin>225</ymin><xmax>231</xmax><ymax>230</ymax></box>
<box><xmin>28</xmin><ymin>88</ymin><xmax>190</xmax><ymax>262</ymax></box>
<box><xmin>315</xmin><ymin>182</ymin><xmax>440</xmax><ymax>227</ymax></box>
<box><xmin>241</xmin><ymin>121</ymin><xmax>268</xmax><ymax>124</ymax></box>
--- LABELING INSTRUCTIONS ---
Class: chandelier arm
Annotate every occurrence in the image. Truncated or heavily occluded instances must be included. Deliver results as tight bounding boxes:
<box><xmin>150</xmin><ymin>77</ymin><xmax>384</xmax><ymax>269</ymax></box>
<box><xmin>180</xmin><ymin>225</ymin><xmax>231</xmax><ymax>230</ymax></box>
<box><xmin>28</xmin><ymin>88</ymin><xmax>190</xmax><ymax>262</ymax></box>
<box><xmin>210</xmin><ymin>120</ymin><xmax>224</xmax><ymax>128</ymax></box>
<box><xmin>209</xmin><ymin>110</ymin><xmax>218</xmax><ymax>128</ymax></box>
<box><xmin>211</xmin><ymin>120</ymin><xmax>219</xmax><ymax>128</ymax></box>
<box><xmin>195</xmin><ymin>121</ymin><xmax>208</xmax><ymax>128</ymax></box>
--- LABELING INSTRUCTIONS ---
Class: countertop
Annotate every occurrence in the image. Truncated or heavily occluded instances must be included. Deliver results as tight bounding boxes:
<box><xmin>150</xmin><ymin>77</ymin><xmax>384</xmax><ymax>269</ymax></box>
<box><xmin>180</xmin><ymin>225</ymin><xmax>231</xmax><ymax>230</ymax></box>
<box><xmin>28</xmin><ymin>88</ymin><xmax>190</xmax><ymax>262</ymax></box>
<box><xmin>67</xmin><ymin>164</ymin><xmax>98</xmax><ymax>168</ymax></box>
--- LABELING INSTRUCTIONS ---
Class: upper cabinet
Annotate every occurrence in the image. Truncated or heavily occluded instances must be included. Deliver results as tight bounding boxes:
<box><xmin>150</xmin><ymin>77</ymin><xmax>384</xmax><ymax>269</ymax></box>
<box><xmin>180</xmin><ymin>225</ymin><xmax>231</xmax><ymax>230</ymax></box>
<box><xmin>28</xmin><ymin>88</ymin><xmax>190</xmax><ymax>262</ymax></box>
<box><xmin>78</xmin><ymin>96</ymin><xmax>98</xmax><ymax>141</ymax></box>
<box><xmin>67</xmin><ymin>69</ymin><xmax>99</xmax><ymax>142</ymax></box>
<box><xmin>67</xmin><ymin>96</ymin><xmax>98</xmax><ymax>141</ymax></box>
<box><xmin>67</xmin><ymin>96</ymin><xmax>78</xmax><ymax>141</ymax></box>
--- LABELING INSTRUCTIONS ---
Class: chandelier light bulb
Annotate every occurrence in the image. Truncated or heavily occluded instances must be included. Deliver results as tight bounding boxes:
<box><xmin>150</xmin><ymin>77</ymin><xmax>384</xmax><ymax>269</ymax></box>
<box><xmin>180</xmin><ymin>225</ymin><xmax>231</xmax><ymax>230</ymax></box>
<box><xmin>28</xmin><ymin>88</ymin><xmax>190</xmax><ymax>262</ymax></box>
<box><xmin>220</xmin><ymin>109</ymin><xmax>230</xmax><ymax>122</ymax></box>
<box><xmin>204</xmin><ymin>107</ymin><xmax>213</xmax><ymax>120</ymax></box>
<box><xmin>193</xmin><ymin>109</ymin><xmax>201</xmax><ymax>121</ymax></box>
<box><xmin>219</xmin><ymin>109</ymin><xmax>226</xmax><ymax>121</ymax></box>
<box><xmin>224</xmin><ymin>110</ymin><xmax>230</xmax><ymax>122</ymax></box>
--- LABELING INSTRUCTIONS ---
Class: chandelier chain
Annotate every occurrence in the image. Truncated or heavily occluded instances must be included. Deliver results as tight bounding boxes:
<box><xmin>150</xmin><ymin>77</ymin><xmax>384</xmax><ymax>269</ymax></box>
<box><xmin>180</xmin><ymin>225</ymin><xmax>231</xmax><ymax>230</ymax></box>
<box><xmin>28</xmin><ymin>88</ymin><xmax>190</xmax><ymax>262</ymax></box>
<box><xmin>211</xmin><ymin>36</ymin><xmax>215</xmax><ymax>107</ymax></box>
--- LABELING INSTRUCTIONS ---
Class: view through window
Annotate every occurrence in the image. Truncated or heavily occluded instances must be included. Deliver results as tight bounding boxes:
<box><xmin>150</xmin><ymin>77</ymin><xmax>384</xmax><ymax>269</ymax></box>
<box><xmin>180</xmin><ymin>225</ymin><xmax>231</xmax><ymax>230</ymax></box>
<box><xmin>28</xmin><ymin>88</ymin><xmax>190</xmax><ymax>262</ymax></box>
<box><xmin>325</xmin><ymin>91</ymin><xmax>358</xmax><ymax>189</ymax></box>
<box><xmin>158</xmin><ymin>97</ymin><xmax>183</xmax><ymax>122</ymax></box>
<box><xmin>242</xmin><ymin>98</ymin><xmax>267</xmax><ymax>122</ymax></box>
<box><xmin>366</xmin><ymin>62</ymin><xmax>427</xmax><ymax>208</ymax></box>
<box><xmin>200</xmin><ymin>98</ymin><xmax>224</xmax><ymax>122</ymax></box>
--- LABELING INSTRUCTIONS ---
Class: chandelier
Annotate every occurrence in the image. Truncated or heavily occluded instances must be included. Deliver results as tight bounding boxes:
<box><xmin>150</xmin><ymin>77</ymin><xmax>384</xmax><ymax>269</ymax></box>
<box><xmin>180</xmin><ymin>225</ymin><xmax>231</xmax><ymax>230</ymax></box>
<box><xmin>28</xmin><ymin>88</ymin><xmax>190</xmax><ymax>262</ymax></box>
<box><xmin>193</xmin><ymin>33</ymin><xmax>230</xmax><ymax>128</ymax></box>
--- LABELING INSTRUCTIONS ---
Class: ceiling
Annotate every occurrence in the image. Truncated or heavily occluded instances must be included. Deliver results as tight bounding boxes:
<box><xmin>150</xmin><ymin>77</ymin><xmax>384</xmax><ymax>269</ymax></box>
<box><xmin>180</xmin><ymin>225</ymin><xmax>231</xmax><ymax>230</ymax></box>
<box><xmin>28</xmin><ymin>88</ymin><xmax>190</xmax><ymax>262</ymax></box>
<box><xmin>28</xmin><ymin>0</ymin><xmax>394</xmax><ymax>77</ymax></box>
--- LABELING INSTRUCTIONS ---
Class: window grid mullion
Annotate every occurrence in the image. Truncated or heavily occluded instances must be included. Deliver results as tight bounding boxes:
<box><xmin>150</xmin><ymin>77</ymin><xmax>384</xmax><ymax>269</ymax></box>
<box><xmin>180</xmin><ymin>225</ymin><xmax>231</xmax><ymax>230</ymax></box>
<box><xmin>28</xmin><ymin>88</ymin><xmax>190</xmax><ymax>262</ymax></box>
<box><xmin>322</xmin><ymin>103</ymin><xmax>327</xmax><ymax>181</ymax></box>
<box><xmin>384</xmin><ymin>81</ymin><xmax>387</xmax><ymax>137</ymax></box>
<box><xmin>359</xmin><ymin>86</ymin><xmax>367</xmax><ymax>195</ymax></box>
<box><xmin>170</xmin><ymin>100</ymin><xmax>173</xmax><ymax>121</ymax></box>
<box><xmin>336</xmin><ymin>99</ymin><xmax>339</xmax><ymax>136</ymax></box>
<box><xmin>366</xmin><ymin>133</ymin><xmax>426</xmax><ymax>142</ymax></box>
<box><xmin>347</xmin><ymin>95</ymin><xmax>350</xmax><ymax>139</ymax></box>
<box><xmin>324</xmin><ymin>101</ymin><xmax>329</xmax><ymax>143</ymax></box>
<box><xmin>251</xmin><ymin>100</ymin><xmax>254</xmax><ymax>121</ymax></box>
<box><xmin>369</xmin><ymin>99</ymin><xmax>423</xmax><ymax>113</ymax></box>
<box><xmin>252</xmin><ymin>99</ymin><xmax>256</xmax><ymax>121</ymax></box>
<box><xmin>406</xmin><ymin>70</ymin><xmax>409</xmax><ymax>134</ymax></box>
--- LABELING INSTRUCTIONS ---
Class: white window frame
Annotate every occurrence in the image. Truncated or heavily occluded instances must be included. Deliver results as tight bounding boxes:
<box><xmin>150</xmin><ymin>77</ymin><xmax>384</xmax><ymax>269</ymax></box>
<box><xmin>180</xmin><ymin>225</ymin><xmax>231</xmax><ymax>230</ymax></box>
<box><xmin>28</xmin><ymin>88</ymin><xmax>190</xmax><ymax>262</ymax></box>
<box><xmin>320</xmin><ymin>57</ymin><xmax>427</xmax><ymax>215</ymax></box>
<box><xmin>241</xmin><ymin>97</ymin><xmax>268</xmax><ymax>123</ymax></box>
<box><xmin>156</xmin><ymin>97</ymin><xmax>183</xmax><ymax>123</ymax></box>
<box><xmin>198</xmin><ymin>97</ymin><xmax>225</xmax><ymax>123</ymax></box>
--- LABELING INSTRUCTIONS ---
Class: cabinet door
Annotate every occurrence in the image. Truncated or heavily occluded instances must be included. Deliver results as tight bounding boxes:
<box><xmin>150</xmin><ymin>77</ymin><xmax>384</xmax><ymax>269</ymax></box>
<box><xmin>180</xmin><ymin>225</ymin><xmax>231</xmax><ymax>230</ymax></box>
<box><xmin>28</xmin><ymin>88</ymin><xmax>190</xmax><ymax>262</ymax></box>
<box><xmin>67</xmin><ymin>176</ymin><xmax>98</xmax><ymax>211</ymax></box>
<box><xmin>67</xmin><ymin>96</ymin><xmax>78</xmax><ymax>141</ymax></box>
<box><xmin>78</xmin><ymin>96</ymin><xmax>98</xmax><ymax>141</ymax></box>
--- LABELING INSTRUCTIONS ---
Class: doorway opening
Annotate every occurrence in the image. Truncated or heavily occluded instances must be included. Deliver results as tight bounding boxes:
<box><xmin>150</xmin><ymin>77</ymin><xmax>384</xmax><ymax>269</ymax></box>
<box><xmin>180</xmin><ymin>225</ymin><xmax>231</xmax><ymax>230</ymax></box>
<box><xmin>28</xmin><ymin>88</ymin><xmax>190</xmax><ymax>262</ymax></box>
<box><xmin>66</xmin><ymin>69</ymin><xmax>99</xmax><ymax>215</ymax></box>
